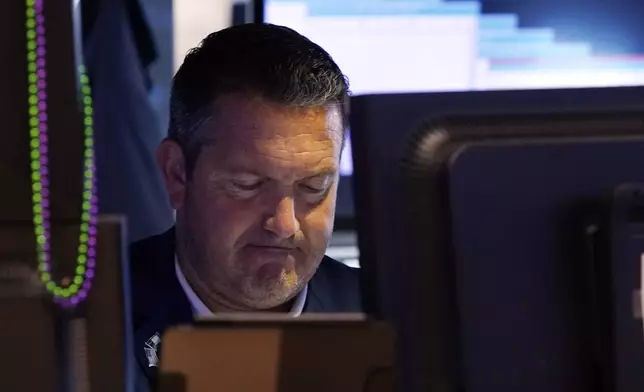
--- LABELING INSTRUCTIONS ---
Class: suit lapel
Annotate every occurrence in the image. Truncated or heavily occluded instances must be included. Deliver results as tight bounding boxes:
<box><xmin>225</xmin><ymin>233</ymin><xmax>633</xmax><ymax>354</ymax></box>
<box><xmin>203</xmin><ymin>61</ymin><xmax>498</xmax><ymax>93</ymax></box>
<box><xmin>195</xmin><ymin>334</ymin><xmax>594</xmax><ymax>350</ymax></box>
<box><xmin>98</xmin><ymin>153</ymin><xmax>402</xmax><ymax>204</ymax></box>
<box><xmin>131</xmin><ymin>228</ymin><xmax>193</xmax><ymax>381</ymax></box>
<box><xmin>303</xmin><ymin>284</ymin><xmax>326</xmax><ymax>312</ymax></box>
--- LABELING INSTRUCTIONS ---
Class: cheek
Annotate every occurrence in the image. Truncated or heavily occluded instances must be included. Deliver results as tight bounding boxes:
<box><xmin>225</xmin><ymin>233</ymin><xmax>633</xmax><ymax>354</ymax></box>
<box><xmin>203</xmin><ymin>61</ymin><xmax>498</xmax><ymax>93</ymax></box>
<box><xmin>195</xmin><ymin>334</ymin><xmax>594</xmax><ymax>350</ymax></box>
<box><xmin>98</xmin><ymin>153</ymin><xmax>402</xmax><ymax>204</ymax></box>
<box><xmin>187</xmin><ymin>183</ymin><xmax>257</xmax><ymax>248</ymax></box>
<box><xmin>300</xmin><ymin>192</ymin><xmax>337</xmax><ymax>244</ymax></box>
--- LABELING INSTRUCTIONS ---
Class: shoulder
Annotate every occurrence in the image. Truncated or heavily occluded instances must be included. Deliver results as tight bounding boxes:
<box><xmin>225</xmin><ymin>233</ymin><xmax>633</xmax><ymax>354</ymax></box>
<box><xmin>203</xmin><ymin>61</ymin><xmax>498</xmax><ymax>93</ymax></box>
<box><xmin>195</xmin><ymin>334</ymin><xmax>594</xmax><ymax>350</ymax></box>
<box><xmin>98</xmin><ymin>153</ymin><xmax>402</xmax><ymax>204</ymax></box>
<box><xmin>128</xmin><ymin>228</ymin><xmax>181</xmax><ymax>323</ymax></box>
<box><xmin>316</xmin><ymin>255</ymin><xmax>360</xmax><ymax>287</ymax></box>
<box><xmin>130</xmin><ymin>228</ymin><xmax>175</xmax><ymax>267</ymax></box>
<box><xmin>307</xmin><ymin>255</ymin><xmax>362</xmax><ymax>312</ymax></box>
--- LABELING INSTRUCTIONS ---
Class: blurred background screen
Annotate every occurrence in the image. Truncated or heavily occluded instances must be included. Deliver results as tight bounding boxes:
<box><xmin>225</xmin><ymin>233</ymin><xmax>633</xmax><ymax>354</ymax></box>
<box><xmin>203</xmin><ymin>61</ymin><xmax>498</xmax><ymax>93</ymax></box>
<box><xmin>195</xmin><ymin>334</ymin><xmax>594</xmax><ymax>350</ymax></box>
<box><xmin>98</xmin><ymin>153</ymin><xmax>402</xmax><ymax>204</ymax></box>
<box><xmin>261</xmin><ymin>0</ymin><xmax>644</xmax><ymax>218</ymax></box>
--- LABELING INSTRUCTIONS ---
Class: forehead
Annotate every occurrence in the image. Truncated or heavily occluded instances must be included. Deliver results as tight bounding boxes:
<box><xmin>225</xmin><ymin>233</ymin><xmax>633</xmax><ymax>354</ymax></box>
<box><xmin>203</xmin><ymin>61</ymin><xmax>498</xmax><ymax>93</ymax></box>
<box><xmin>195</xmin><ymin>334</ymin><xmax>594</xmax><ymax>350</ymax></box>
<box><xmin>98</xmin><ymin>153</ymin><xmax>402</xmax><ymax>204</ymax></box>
<box><xmin>201</xmin><ymin>94</ymin><xmax>344</xmax><ymax>172</ymax></box>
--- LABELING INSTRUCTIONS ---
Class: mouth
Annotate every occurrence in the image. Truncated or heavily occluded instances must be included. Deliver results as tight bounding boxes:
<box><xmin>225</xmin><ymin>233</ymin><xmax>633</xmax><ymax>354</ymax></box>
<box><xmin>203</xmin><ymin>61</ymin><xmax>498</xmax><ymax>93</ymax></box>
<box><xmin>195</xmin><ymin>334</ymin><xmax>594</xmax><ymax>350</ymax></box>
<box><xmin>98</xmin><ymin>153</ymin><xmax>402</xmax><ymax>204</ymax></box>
<box><xmin>246</xmin><ymin>245</ymin><xmax>296</xmax><ymax>252</ymax></box>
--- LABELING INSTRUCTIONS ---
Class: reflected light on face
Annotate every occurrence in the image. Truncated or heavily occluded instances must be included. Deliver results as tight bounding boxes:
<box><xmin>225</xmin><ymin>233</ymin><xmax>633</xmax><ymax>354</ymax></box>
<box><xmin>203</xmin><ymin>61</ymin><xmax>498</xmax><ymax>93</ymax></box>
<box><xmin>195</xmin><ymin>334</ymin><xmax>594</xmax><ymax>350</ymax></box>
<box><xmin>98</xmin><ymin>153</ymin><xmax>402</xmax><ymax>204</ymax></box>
<box><xmin>174</xmin><ymin>94</ymin><xmax>344</xmax><ymax>312</ymax></box>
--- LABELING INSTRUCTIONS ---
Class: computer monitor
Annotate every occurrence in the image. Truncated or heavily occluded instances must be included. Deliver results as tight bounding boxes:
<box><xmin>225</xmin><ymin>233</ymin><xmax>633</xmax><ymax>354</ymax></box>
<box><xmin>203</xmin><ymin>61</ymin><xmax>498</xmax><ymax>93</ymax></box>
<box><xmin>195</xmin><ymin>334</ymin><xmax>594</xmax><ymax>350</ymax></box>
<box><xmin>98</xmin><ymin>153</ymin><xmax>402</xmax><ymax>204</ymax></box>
<box><xmin>350</xmin><ymin>86</ymin><xmax>644</xmax><ymax>315</ymax></box>
<box><xmin>259</xmin><ymin>0</ymin><xmax>644</xmax><ymax>222</ymax></box>
<box><xmin>259</xmin><ymin>0</ymin><xmax>644</xmax><ymax>94</ymax></box>
<box><xmin>354</xmin><ymin>110</ymin><xmax>644</xmax><ymax>392</ymax></box>
<box><xmin>0</xmin><ymin>216</ymin><xmax>133</xmax><ymax>392</ymax></box>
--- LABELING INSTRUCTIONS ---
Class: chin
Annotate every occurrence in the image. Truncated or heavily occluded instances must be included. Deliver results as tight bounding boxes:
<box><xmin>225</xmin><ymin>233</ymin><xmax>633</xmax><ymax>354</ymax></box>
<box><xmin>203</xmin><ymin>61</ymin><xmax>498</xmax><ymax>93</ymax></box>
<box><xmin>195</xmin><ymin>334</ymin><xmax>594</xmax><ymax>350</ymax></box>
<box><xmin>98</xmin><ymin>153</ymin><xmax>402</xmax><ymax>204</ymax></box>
<box><xmin>241</xmin><ymin>280</ymin><xmax>302</xmax><ymax>310</ymax></box>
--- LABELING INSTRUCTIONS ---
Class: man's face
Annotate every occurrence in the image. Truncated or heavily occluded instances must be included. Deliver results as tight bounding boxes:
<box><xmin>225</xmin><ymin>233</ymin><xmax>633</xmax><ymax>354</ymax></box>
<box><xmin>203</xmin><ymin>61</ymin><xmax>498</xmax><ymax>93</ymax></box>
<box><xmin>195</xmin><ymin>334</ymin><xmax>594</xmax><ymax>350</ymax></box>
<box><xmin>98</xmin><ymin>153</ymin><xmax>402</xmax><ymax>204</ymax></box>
<box><xmin>159</xmin><ymin>94</ymin><xmax>343</xmax><ymax>311</ymax></box>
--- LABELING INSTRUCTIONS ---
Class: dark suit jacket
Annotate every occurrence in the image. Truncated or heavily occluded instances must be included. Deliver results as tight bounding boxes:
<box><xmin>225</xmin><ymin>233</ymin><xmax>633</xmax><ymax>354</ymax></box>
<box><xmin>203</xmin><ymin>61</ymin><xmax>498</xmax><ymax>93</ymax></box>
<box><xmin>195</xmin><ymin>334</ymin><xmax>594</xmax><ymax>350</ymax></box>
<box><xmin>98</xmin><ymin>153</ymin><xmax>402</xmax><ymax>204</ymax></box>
<box><xmin>130</xmin><ymin>228</ymin><xmax>362</xmax><ymax>392</ymax></box>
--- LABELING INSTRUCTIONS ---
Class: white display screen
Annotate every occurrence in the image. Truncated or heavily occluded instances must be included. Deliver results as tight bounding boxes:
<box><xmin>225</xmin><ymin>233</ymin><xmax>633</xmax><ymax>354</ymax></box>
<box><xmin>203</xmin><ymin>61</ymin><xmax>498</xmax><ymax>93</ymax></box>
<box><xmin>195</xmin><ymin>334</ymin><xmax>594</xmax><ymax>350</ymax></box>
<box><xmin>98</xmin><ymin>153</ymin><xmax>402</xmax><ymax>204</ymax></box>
<box><xmin>265</xmin><ymin>0</ymin><xmax>644</xmax><ymax>175</ymax></box>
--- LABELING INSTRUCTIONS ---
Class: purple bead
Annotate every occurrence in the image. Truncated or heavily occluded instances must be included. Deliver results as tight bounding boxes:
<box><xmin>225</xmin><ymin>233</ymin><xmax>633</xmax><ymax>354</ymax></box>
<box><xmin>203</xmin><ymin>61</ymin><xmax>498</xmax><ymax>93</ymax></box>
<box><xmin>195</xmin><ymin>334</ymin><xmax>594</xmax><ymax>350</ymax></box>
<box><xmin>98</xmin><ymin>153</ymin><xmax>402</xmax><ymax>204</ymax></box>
<box><xmin>36</xmin><ymin>14</ymin><xmax>44</xmax><ymax>24</ymax></box>
<box><xmin>42</xmin><ymin>242</ymin><xmax>50</xmax><ymax>252</ymax></box>
<box><xmin>90</xmin><ymin>216</ymin><xmax>98</xmax><ymax>225</ymax></box>
<box><xmin>88</xmin><ymin>248</ymin><xmax>96</xmax><ymax>258</ymax></box>
<box><xmin>39</xmin><ymin>146</ymin><xmax>47</xmax><ymax>155</ymax></box>
<box><xmin>37</xmin><ymin>90</ymin><xmax>46</xmax><ymax>99</ymax></box>
<box><xmin>88</xmin><ymin>226</ymin><xmax>97</xmax><ymax>236</ymax></box>
<box><xmin>88</xmin><ymin>237</ymin><xmax>96</xmax><ymax>246</ymax></box>
<box><xmin>87</xmin><ymin>258</ymin><xmax>96</xmax><ymax>268</ymax></box>
<box><xmin>82</xmin><ymin>281</ymin><xmax>91</xmax><ymax>291</ymax></box>
<box><xmin>37</xmin><ymin>70</ymin><xmax>46</xmax><ymax>81</ymax></box>
<box><xmin>42</xmin><ymin>221</ymin><xmax>50</xmax><ymax>231</ymax></box>
<box><xmin>40</xmin><ymin>156</ymin><xmax>48</xmax><ymax>165</ymax></box>
<box><xmin>41</xmin><ymin>179</ymin><xmax>48</xmax><ymax>188</ymax></box>
<box><xmin>86</xmin><ymin>269</ymin><xmax>95</xmax><ymax>279</ymax></box>
<box><xmin>42</xmin><ymin>210</ymin><xmax>50</xmax><ymax>219</ymax></box>
<box><xmin>37</xmin><ymin>36</ymin><xmax>45</xmax><ymax>46</ymax></box>
<box><xmin>78</xmin><ymin>291</ymin><xmax>87</xmax><ymax>301</ymax></box>
<box><xmin>90</xmin><ymin>205</ymin><xmax>98</xmax><ymax>214</ymax></box>
<box><xmin>36</xmin><ymin>58</ymin><xmax>45</xmax><ymax>68</ymax></box>
<box><xmin>71</xmin><ymin>297</ymin><xmax>80</xmax><ymax>305</ymax></box>
<box><xmin>41</xmin><ymin>189</ymin><xmax>49</xmax><ymax>200</ymax></box>
<box><xmin>38</xmin><ymin>101</ymin><xmax>46</xmax><ymax>111</ymax></box>
<box><xmin>39</xmin><ymin>113</ymin><xmax>47</xmax><ymax>123</ymax></box>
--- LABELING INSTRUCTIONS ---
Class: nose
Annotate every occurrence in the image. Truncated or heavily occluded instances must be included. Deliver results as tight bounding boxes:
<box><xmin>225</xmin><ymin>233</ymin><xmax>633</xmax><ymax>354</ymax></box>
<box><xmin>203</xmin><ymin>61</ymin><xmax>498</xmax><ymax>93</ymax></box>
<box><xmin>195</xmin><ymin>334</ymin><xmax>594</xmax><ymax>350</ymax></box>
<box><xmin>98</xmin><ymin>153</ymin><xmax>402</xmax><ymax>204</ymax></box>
<box><xmin>263</xmin><ymin>197</ymin><xmax>301</xmax><ymax>239</ymax></box>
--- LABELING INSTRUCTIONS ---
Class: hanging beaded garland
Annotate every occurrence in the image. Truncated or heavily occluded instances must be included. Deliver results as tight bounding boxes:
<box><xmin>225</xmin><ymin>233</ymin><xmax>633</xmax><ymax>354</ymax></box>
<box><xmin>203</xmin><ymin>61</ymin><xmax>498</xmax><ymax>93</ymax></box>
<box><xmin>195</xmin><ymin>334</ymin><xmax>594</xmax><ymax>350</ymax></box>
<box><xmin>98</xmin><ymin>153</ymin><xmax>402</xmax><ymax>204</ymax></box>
<box><xmin>25</xmin><ymin>0</ymin><xmax>98</xmax><ymax>308</ymax></box>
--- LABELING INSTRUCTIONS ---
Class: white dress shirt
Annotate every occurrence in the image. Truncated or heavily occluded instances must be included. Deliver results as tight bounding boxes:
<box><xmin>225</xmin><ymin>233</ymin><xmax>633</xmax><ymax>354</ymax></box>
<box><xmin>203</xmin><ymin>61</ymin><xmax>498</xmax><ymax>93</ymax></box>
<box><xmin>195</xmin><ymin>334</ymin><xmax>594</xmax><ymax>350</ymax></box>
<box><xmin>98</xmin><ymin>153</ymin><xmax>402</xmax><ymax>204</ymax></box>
<box><xmin>174</xmin><ymin>258</ymin><xmax>308</xmax><ymax>317</ymax></box>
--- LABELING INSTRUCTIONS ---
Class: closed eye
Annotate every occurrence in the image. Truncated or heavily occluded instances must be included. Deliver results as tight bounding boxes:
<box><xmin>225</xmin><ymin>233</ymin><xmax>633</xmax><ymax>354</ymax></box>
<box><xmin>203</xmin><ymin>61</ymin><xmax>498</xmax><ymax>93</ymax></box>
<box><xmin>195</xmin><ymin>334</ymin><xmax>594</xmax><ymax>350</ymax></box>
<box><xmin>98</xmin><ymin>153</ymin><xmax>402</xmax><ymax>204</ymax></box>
<box><xmin>300</xmin><ymin>184</ymin><xmax>326</xmax><ymax>194</ymax></box>
<box><xmin>232</xmin><ymin>181</ymin><xmax>264</xmax><ymax>191</ymax></box>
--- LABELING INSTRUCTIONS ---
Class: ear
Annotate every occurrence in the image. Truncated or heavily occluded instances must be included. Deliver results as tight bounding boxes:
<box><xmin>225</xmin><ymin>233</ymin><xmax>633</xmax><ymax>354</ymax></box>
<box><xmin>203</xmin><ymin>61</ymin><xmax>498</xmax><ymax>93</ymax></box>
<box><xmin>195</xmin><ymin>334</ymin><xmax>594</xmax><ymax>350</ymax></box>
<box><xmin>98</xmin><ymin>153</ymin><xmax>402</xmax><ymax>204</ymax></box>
<box><xmin>156</xmin><ymin>138</ymin><xmax>188</xmax><ymax>210</ymax></box>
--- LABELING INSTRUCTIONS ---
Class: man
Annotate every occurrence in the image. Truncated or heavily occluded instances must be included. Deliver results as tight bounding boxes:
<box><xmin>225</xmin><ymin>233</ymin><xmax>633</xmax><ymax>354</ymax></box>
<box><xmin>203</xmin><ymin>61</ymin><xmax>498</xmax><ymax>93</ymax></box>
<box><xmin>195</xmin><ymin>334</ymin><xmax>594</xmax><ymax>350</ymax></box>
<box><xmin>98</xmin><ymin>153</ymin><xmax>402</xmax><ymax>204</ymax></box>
<box><xmin>129</xmin><ymin>23</ymin><xmax>361</xmax><ymax>390</ymax></box>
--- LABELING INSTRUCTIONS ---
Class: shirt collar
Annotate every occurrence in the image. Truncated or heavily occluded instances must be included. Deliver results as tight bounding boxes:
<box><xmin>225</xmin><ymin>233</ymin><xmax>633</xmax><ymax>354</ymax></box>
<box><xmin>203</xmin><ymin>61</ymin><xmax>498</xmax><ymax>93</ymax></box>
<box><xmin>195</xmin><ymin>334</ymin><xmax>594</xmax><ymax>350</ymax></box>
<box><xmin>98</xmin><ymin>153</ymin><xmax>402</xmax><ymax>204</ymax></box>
<box><xmin>174</xmin><ymin>257</ymin><xmax>308</xmax><ymax>317</ymax></box>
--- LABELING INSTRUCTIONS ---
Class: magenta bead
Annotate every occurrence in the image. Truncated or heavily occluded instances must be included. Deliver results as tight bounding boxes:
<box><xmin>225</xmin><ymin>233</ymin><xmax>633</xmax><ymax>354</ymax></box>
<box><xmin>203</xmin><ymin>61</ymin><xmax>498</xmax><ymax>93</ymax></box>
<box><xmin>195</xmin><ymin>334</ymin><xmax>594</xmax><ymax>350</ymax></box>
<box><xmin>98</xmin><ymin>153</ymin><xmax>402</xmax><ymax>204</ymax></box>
<box><xmin>29</xmin><ymin>5</ymin><xmax>98</xmax><ymax>308</ymax></box>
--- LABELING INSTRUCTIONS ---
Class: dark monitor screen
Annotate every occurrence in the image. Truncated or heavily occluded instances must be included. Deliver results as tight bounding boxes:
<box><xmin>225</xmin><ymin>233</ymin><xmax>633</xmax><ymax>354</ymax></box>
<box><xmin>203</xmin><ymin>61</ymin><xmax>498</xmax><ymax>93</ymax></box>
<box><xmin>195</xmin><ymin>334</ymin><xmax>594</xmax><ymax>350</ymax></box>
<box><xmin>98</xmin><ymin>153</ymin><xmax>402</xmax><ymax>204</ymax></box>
<box><xmin>350</xmin><ymin>86</ymin><xmax>644</xmax><ymax>286</ymax></box>
<box><xmin>356</xmin><ymin>111</ymin><xmax>644</xmax><ymax>392</ymax></box>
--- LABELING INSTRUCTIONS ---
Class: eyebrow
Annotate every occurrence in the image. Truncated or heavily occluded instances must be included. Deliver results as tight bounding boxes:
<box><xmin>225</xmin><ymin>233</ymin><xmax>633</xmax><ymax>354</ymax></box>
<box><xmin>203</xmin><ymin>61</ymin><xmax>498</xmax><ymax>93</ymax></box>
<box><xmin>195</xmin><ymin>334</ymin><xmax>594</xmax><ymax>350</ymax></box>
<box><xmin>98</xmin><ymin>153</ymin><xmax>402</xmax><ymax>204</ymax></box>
<box><xmin>301</xmin><ymin>168</ymin><xmax>337</xmax><ymax>180</ymax></box>
<box><xmin>223</xmin><ymin>167</ymin><xmax>337</xmax><ymax>181</ymax></box>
